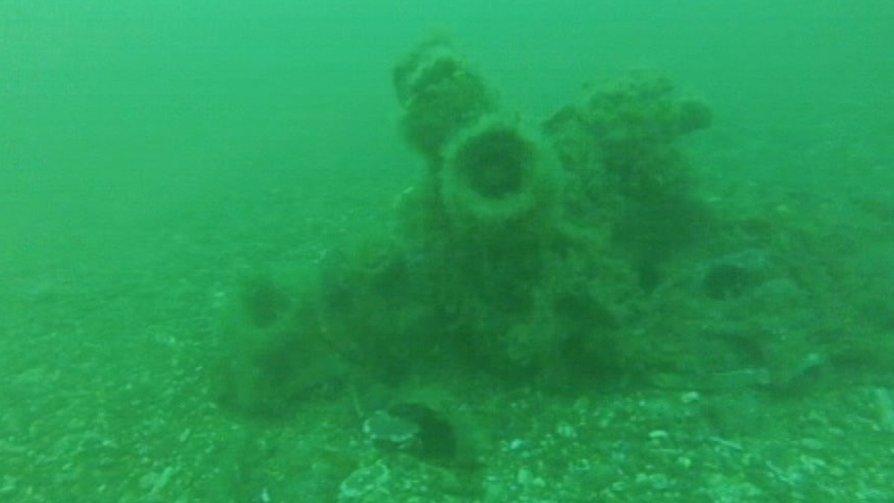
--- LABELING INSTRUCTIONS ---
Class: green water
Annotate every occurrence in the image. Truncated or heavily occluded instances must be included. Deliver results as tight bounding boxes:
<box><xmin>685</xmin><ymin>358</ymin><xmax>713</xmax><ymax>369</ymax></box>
<box><xmin>2</xmin><ymin>2</ymin><xmax>893</xmax><ymax>501</ymax></box>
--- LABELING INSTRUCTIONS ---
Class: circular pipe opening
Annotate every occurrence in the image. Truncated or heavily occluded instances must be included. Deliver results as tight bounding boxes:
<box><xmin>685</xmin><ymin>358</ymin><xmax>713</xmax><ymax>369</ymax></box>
<box><xmin>453</xmin><ymin>128</ymin><xmax>533</xmax><ymax>199</ymax></box>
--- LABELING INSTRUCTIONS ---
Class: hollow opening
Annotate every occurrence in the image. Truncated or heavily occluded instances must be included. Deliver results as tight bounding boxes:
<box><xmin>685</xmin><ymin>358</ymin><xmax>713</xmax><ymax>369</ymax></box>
<box><xmin>454</xmin><ymin>128</ymin><xmax>533</xmax><ymax>198</ymax></box>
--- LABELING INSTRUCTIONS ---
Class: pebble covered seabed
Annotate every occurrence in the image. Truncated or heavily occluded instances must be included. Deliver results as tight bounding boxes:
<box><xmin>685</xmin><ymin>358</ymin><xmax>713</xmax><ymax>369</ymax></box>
<box><xmin>3</xmin><ymin>156</ymin><xmax>894</xmax><ymax>502</ymax></box>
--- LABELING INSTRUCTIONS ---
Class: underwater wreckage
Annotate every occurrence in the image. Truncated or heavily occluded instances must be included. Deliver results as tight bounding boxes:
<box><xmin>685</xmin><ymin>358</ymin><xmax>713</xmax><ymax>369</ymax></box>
<box><xmin>213</xmin><ymin>37</ymin><xmax>877</xmax><ymax>427</ymax></box>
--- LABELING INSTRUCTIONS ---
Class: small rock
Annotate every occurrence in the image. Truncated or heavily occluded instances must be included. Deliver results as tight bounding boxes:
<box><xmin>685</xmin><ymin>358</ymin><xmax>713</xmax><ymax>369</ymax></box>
<box><xmin>363</xmin><ymin>410</ymin><xmax>419</xmax><ymax>446</ymax></box>
<box><xmin>516</xmin><ymin>468</ymin><xmax>545</xmax><ymax>488</ymax></box>
<box><xmin>148</xmin><ymin>466</ymin><xmax>175</xmax><ymax>496</ymax></box>
<box><xmin>873</xmin><ymin>387</ymin><xmax>894</xmax><ymax>431</ymax></box>
<box><xmin>680</xmin><ymin>391</ymin><xmax>700</xmax><ymax>404</ymax></box>
<box><xmin>0</xmin><ymin>476</ymin><xmax>17</xmax><ymax>494</ymax></box>
<box><xmin>339</xmin><ymin>461</ymin><xmax>389</xmax><ymax>500</ymax></box>
<box><xmin>636</xmin><ymin>472</ymin><xmax>670</xmax><ymax>490</ymax></box>
<box><xmin>556</xmin><ymin>422</ymin><xmax>577</xmax><ymax>438</ymax></box>
<box><xmin>517</xmin><ymin>468</ymin><xmax>533</xmax><ymax>485</ymax></box>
